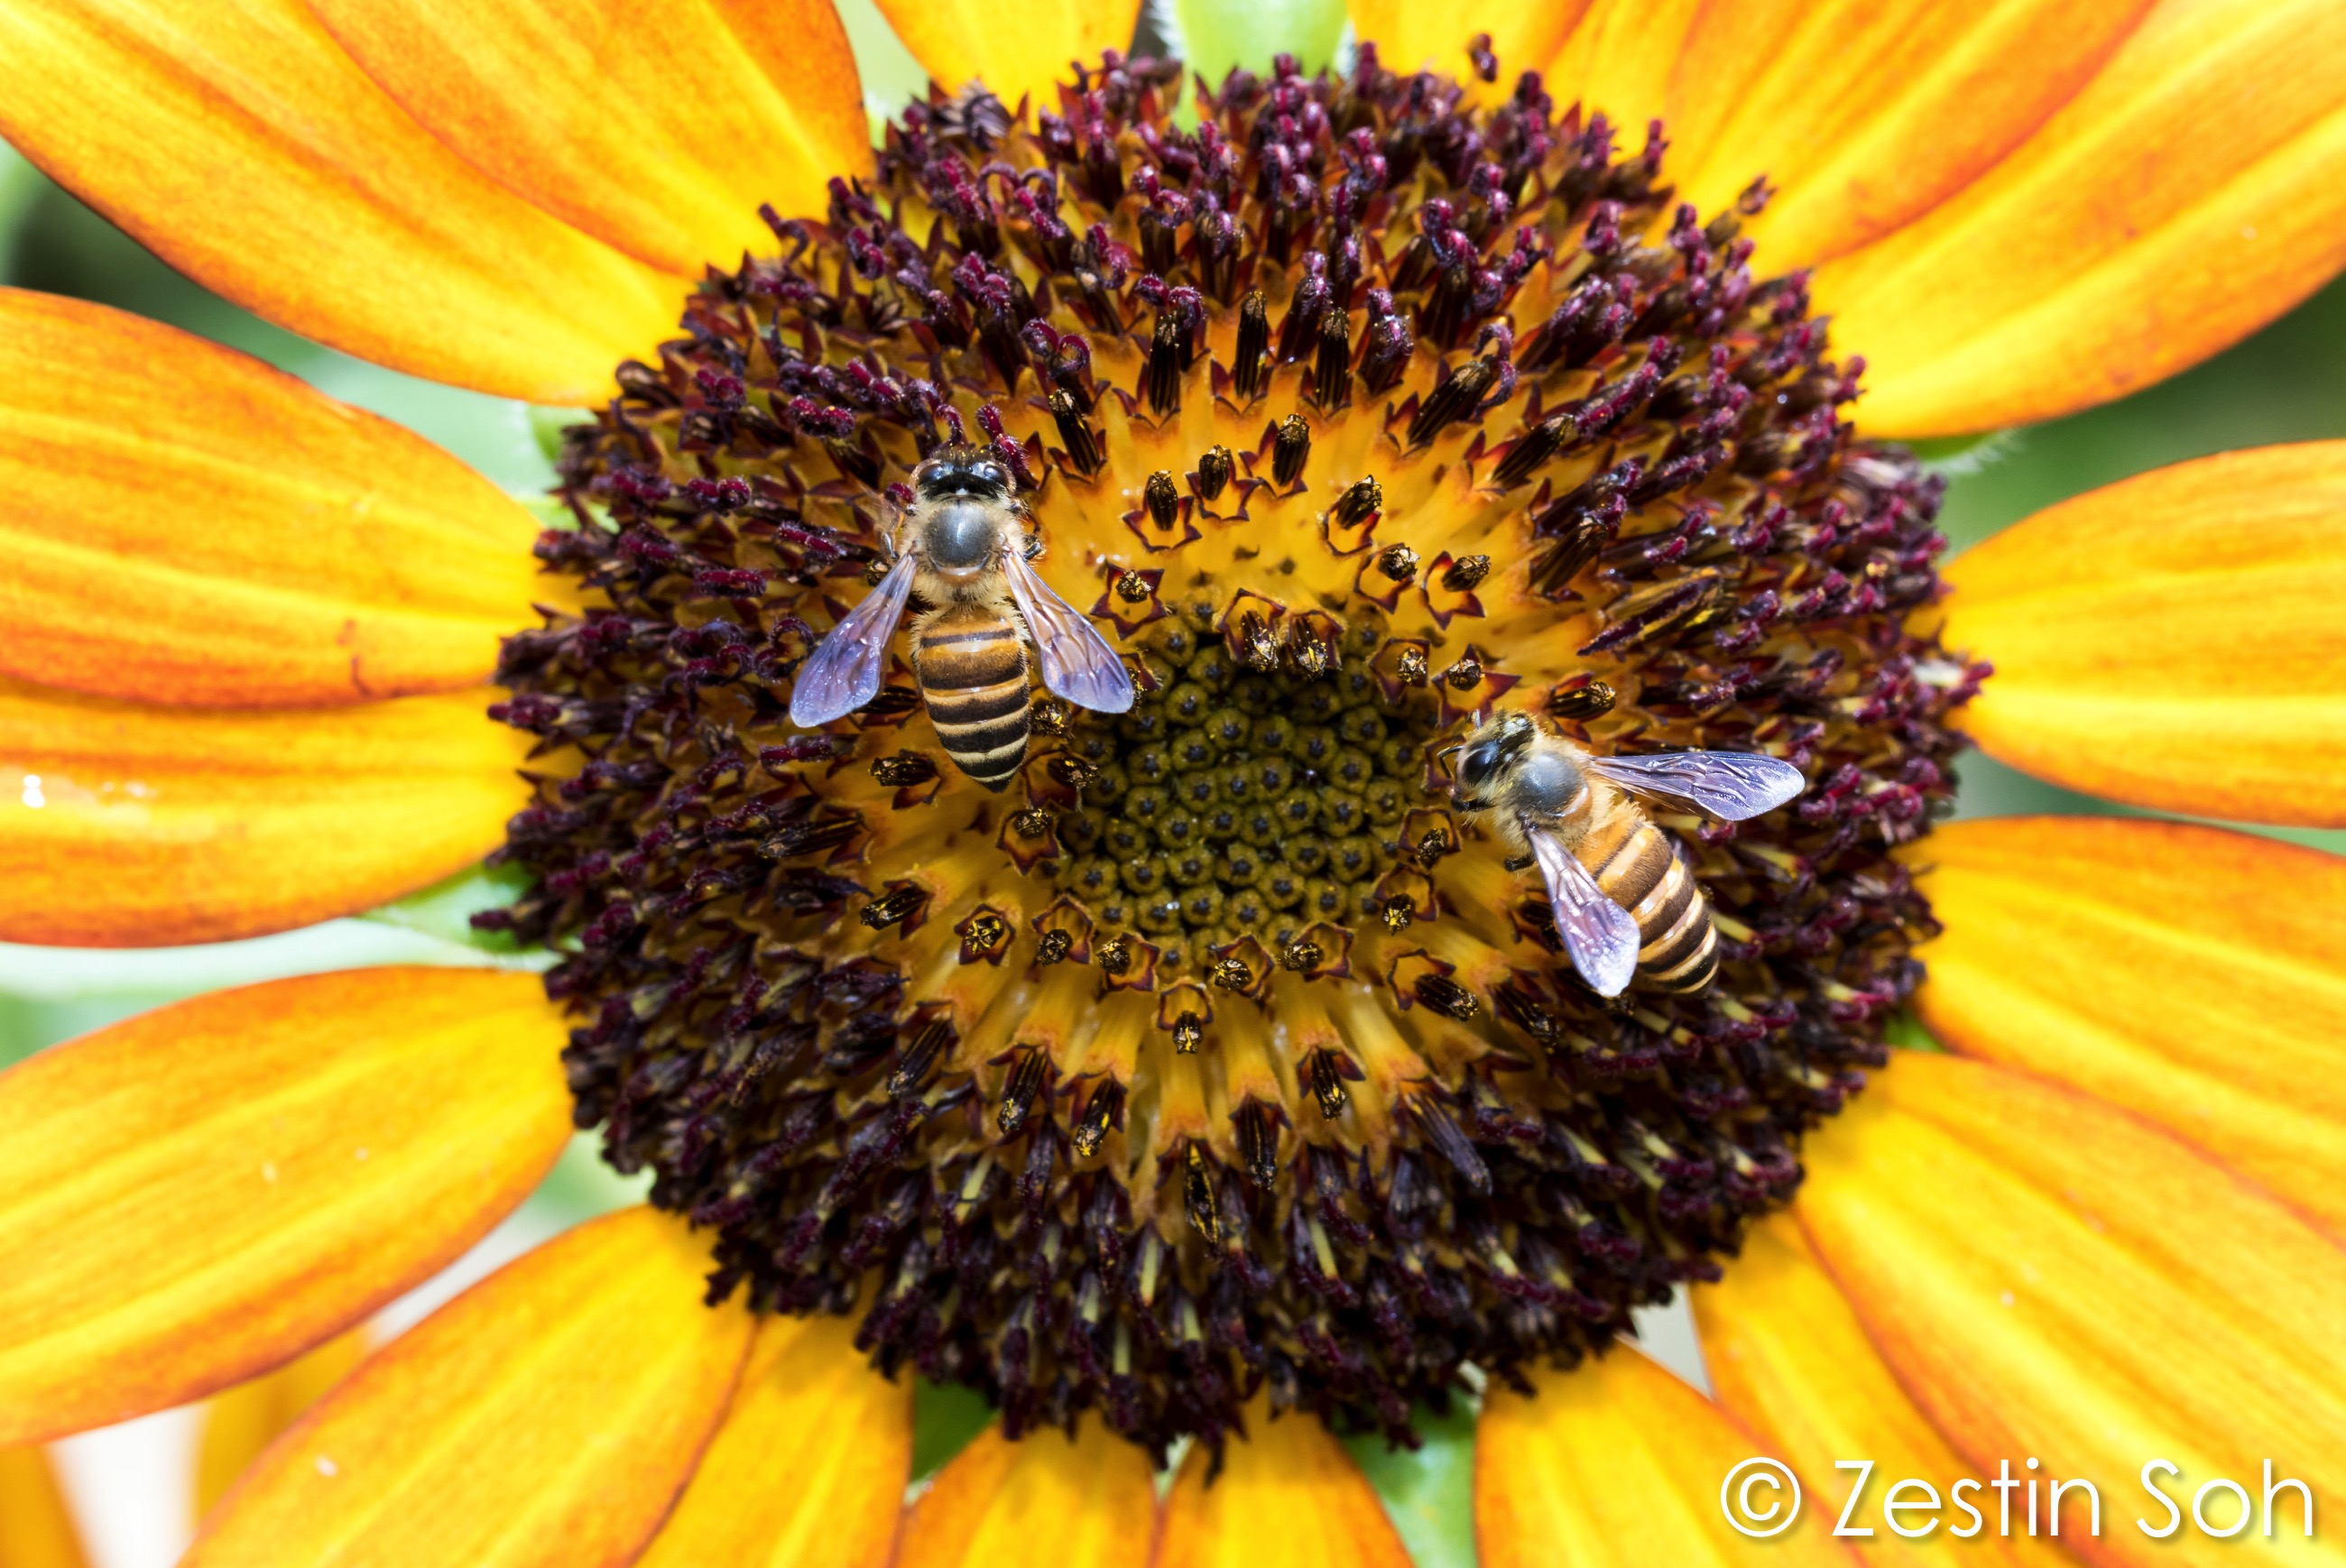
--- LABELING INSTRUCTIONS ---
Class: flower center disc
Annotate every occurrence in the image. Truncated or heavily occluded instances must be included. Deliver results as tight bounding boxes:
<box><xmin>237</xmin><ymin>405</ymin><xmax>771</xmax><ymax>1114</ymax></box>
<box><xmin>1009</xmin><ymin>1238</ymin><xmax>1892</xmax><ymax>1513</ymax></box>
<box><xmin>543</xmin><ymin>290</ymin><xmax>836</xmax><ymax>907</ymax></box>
<box><xmin>487</xmin><ymin>43</ymin><xmax>1979</xmax><ymax>1456</ymax></box>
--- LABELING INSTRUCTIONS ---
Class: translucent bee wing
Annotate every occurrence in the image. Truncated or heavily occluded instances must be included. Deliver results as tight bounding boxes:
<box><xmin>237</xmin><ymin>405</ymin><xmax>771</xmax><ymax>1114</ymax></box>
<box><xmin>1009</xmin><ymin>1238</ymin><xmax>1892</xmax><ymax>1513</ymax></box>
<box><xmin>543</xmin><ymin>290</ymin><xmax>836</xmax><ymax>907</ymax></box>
<box><xmin>1583</xmin><ymin>750</ymin><xmax>1806</xmax><ymax>821</ymax></box>
<box><xmin>1529</xmin><ymin>821</ymin><xmax>1640</xmax><ymax>998</ymax></box>
<box><xmin>1002</xmin><ymin>546</ymin><xmax>1136</xmax><ymax>714</ymax></box>
<box><xmin>787</xmin><ymin>555</ymin><xmax>917</xmax><ymax>727</ymax></box>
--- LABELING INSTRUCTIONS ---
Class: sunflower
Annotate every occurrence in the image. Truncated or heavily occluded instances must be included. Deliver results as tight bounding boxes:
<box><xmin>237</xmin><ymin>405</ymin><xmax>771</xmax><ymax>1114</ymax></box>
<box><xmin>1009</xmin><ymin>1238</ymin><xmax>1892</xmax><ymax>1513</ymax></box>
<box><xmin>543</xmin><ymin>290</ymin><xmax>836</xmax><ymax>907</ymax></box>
<box><xmin>3</xmin><ymin>0</ymin><xmax>2344</xmax><ymax>1563</ymax></box>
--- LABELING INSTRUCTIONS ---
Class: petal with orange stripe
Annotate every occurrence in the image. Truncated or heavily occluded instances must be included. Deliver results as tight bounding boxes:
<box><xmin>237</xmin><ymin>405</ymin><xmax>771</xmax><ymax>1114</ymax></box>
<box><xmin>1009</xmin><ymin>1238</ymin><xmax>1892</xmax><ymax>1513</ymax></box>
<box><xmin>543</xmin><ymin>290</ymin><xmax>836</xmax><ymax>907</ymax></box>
<box><xmin>1813</xmin><ymin>0</ymin><xmax>2346</xmax><ymax>437</ymax></box>
<box><xmin>896</xmin><ymin>1418</ymin><xmax>1154</xmax><ymax>1568</ymax></box>
<box><xmin>1695</xmin><ymin>1217</ymin><xmax>2067</xmax><ymax>1568</ymax></box>
<box><xmin>0</xmin><ymin>969</ymin><xmax>570</xmax><ymax>1446</ymax></box>
<box><xmin>0</xmin><ymin>679</ymin><xmax>531</xmax><ymax>946</ymax></box>
<box><xmin>872</xmin><ymin>0</ymin><xmax>1141</xmax><ymax>107</ymax></box>
<box><xmin>0</xmin><ymin>290</ymin><xmax>546</xmax><ymax>709</ymax></box>
<box><xmin>0</xmin><ymin>0</ymin><xmax>686</xmax><ymax>403</ymax></box>
<box><xmin>0</xmin><ymin>1445</ymin><xmax>89</xmax><ymax>1568</ymax></box>
<box><xmin>1912</xmin><ymin>816</ymin><xmax>2346</xmax><ymax>1237</ymax></box>
<box><xmin>195</xmin><ymin>1331</ymin><xmax>373</xmax><ymax>1521</ymax></box>
<box><xmin>1799</xmin><ymin>1052</ymin><xmax>2346</xmax><ymax>1565</ymax></box>
<box><xmin>634</xmin><ymin>1314</ymin><xmax>910</xmax><ymax>1568</ymax></box>
<box><xmin>309</xmin><ymin>0</ymin><xmax>868</xmax><ymax>279</ymax></box>
<box><xmin>1159</xmin><ymin>1398</ymin><xmax>1410</xmax><ymax>1568</ymax></box>
<box><xmin>1655</xmin><ymin>0</ymin><xmax>2153</xmax><ymax>271</ymax></box>
<box><xmin>1940</xmin><ymin>442</ymin><xmax>2346</xmax><ymax>826</ymax></box>
<box><xmin>1536</xmin><ymin>0</ymin><xmax>1700</xmax><ymax>141</ymax></box>
<box><xmin>1477</xmin><ymin>1348</ymin><xmax>1853</xmax><ymax>1567</ymax></box>
<box><xmin>186</xmin><ymin>1207</ymin><xmax>752</xmax><ymax>1568</ymax></box>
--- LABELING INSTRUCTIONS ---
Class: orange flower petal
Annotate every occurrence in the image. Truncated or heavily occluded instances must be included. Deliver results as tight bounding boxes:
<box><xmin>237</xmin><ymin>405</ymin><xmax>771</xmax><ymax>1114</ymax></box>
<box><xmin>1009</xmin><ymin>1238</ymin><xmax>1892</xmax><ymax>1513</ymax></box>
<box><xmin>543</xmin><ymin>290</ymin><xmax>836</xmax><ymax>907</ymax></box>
<box><xmin>196</xmin><ymin>1331</ymin><xmax>372</xmax><ymax>1521</ymax></box>
<box><xmin>1159</xmin><ymin>1400</ymin><xmax>1409</xmax><ymax>1568</ymax></box>
<box><xmin>1657</xmin><ymin>0</ymin><xmax>2154</xmax><ymax>271</ymax></box>
<box><xmin>0</xmin><ymin>290</ymin><xmax>546</xmax><ymax>709</ymax></box>
<box><xmin>0</xmin><ymin>679</ymin><xmax>531</xmax><ymax>946</ymax></box>
<box><xmin>1800</xmin><ymin>1052</ymin><xmax>2346</xmax><ymax>1558</ymax></box>
<box><xmin>1913</xmin><ymin>816</ymin><xmax>2346</xmax><ymax>1238</ymax></box>
<box><xmin>0</xmin><ymin>969</ymin><xmax>569</xmax><ymax>1446</ymax></box>
<box><xmin>872</xmin><ymin>0</ymin><xmax>1143</xmax><ymax>107</ymax></box>
<box><xmin>1477</xmin><ymin>1347</ymin><xmax>1854</xmax><ymax>1567</ymax></box>
<box><xmin>634</xmin><ymin>1314</ymin><xmax>910</xmax><ymax>1568</ymax></box>
<box><xmin>1812</xmin><ymin>0</ymin><xmax>2346</xmax><ymax>438</ymax></box>
<box><xmin>1538</xmin><ymin>0</ymin><xmax>1701</xmax><ymax>140</ymax></box>
<box><xmin>309</xmin><ymin>0</ymin><xmax>868</xmax><ymax>279</ymax></box>
<box><xmin>897</xmin><ymin>1417</ymin><xmax>1154</xmax><ymax>1568</ymax></box>
<box><xmin>0</xmin><ymin>1445</ymin><xmax>89</xmax><ymax>1568</ymax></box>
<box><xmin>1940</xmin><ymin>442</ymin><xmax>2346</xmax><ymax>825</ymax></box>
<box><xmin>0</xmin><ymin>0</ymin><xmax>687</xmax><ymax>403</ymax></box>
<box><xmin>1695</xmin><ymin>1218</ymin><xmax>2066</xmax><ymax>1568</ymax></box>
<box><xmin>186</xmin><ymin>1207</ymin><xmax>753</xmax><ymax>1568</ymax></box>
<box><xmin>1344</xmin><ymin>0</ymin><xmax>1593</xmax><ymax>89</ymax></box>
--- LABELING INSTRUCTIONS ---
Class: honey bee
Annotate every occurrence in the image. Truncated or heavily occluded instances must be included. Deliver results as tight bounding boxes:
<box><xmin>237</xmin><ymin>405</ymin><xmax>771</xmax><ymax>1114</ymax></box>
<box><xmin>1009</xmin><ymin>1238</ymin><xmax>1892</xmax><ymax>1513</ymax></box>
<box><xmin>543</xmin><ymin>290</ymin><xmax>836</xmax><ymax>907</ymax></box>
<box><xmin>1450</xmin><ymin>712</ymin><xmax>1805</xmax><ymax>996</ymax></box>
<box><xmin>789</xmin><ymin>444</ymin><xmax>1135</xmax><ymax>789</ymax></box>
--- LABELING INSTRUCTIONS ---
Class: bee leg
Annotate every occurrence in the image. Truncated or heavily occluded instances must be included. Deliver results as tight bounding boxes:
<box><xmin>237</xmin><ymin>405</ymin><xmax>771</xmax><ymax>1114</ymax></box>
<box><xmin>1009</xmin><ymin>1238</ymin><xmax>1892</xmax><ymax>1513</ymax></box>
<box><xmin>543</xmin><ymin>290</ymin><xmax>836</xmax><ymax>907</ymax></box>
<box><xmin>1501</xmin><ymin>853</ymin><xmax>1535</xmax><ymax>873</ymax></box>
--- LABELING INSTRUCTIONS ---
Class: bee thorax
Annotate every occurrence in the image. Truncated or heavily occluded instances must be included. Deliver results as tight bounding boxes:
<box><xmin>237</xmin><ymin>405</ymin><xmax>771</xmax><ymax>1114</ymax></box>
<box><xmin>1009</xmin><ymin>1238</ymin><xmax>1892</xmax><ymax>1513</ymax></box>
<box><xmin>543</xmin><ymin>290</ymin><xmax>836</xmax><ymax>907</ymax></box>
<box><xmin>918</xmin><ymin>499</ymin><xmax>1008</xmax><ymax>570</ymax></box>
<box><xmin>1512</xmin><ymin>748</ymin><xmax>1586</xmax><ymax>816</ymax></box>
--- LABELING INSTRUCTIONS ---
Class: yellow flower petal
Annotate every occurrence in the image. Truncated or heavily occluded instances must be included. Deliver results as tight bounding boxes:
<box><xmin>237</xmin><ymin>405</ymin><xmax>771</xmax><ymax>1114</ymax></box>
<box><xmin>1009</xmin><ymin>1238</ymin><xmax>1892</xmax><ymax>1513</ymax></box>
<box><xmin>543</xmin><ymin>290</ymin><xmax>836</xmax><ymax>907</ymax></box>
<box><xmin>1913</xmin><ymin>816</ymin><xmax>2346</xmax><ymax>1238</ymax></box>
<box><xmin>0</xmin><ymin>0</ymin><xmax>687</xmax><ymax>403</ymax></box>
<box><xmin>1940</xmin><ymin>441</ymin><xmax>2346</xmax><ymax>826</ymax></box>
<box><xmin>1695</xmin><ymin>1218</ymin><xmax>2066</xmax><ymax>1568</ymax></box>
<box><xmin>872</xmin><ymin>0</ymin><xmax>1142</xmax><ymax>107</ymax></box>
<box><xmin>1159</xmin><ymin>1400</ymin><xmax>1410</xmax><ymax>1568</ymax></box>
<box><xmin>187</xmin><ymin>1207</ymin><xmax>753</xmax><ymax>1568</ymax></box>
<box><xmin>0</xmin><ymin>969</ymin><xmax>570</xmax><ymax>1446</ymax></box>
<box><xmin>1476</xmin><ymin>1347</ymin><xmax>1853</xmax><ymax>1567</ymax></box>
<box><xmin>0</xmin><ymin>289</ymin><xmax>545</xmax><ymax>709</ymax></box>
<box><xmin>897</xmin><ymin>1417</ymin><xmax>1155</xmax><ymax>1568</ymax></box>
<box><xmin>1344</xmin><ymin>0</ymin><xmax>1592</xmax><ymax>88</ymax></box>
<box><xmin>1538</xmin><ymin>0</ymin><xmax>1699</xmax><ymax>140</ymax></box>
<box><xmin>634</xmin><ymin>1314</ymin><xmax>910</xmax><ymax>1568</ymax></box>
<box><xmin>1800</xmin><ymin>1052</ymin><xmax>2346</xmax><ymax>1560</ymax></box>
<box><xmin>0</xmin><ymin>1445</ymin><xmax>89</xmax><ymax>1568</ymax></box>
<box><xmin>1658</xmin><ymin>0</ymin><xmax>2154</xmax><ymax>271</ymax></box>
<box><xmin>1813</xmin><ymin>0</ymin><xmax>2346</xmax><ymax>438</ymax></box>
<box><xmin>0</xmin><ymin>679</ymin><xmax>531</xmax><ymax>946</ymax></box>
<box><xmin>308</xmin><ymin>0</ymin><xmax>869</xmax><ymax>279</ymax></box>
<box><xmin>195</xmin><ymin>1331</ymin><xmax>372</xmax><ymax>1522</ymax></box>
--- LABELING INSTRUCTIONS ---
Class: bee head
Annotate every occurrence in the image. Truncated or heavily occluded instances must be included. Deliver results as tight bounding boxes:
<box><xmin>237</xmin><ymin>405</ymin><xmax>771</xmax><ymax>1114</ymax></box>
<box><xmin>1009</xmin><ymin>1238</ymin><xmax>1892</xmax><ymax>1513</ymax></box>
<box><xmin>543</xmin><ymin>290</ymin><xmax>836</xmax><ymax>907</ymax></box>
<box><xmin>1453</xmin><ymin>712</ymin><xmax>1539</xmax><ymax>805</ymax></box>
<box><xmin>913</xmin><ymin>443</ymin><xmax>1015</xmax><ymax>503</ymax></box>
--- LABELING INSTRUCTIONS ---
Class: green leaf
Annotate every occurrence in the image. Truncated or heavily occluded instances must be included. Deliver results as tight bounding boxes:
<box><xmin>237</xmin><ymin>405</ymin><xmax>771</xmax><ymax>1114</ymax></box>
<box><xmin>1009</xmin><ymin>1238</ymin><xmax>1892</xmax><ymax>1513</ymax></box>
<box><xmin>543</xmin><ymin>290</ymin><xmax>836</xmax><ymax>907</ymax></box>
<box><xmin>1907</xmin><ymin>428</ymin><xmax>2020</xmax><ymax>481</ymax></box>
<box><xmin>1167</xmin><ymin>0</ymin><xmax>1351</xmax><ymax>96</ymax></box>
<box><xmin>358</xmin><ymin>862</ymin><xmax>541</xmax><ymax>956</ymax></box>
<box><xmin>1881</xmin><ymin>1008</ymin><xmax>1943</xmax><ymax>1053</ymax></box>
<box><xmin>531</xmin><ymin>1130</ymin><xmax>655</xmax><ymax>1223</ymax></box>
<box><xmin>1345</xmin><ymin>1401</ymin><xmax>1480</xmax><ymax>1568</ymax></box>
<box><xmin>832</xmin><ymin>0</ymin><xmax>935</xmax><ymax>137</ymax></box>
<box><xmin>911</xmin><ymin>1379</ymin><xmax>999</xmax><ymax>1481</ymax></box>
<box><xmin>530</xmin><ymin>403</ymin><xmax>592</xmax><ymax>468</ymax></box>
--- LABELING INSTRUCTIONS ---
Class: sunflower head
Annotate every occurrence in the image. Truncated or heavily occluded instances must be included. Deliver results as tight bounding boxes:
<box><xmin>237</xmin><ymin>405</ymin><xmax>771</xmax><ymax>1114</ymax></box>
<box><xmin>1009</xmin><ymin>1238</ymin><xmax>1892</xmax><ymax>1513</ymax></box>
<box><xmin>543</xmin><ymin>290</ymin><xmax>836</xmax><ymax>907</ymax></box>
<box><xmin>481</xmin><ymin>42</ymin><xmax>1981</xmax><ymax>1455</ymax></box>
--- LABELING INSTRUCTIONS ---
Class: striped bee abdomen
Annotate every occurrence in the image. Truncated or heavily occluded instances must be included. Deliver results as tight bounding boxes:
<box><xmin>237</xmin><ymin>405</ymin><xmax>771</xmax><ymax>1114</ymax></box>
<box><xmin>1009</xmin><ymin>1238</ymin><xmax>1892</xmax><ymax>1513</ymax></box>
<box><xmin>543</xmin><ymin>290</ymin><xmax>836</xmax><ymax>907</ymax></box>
<box><xmin>914</xmin><ymin>602</ymin><xmax>1030</xmax><ymax>790</ymax></box>
<box><xmin>1584</xmin><ymin>815</ymin><xmax>1719</xmax><ymax>994</ymax></box>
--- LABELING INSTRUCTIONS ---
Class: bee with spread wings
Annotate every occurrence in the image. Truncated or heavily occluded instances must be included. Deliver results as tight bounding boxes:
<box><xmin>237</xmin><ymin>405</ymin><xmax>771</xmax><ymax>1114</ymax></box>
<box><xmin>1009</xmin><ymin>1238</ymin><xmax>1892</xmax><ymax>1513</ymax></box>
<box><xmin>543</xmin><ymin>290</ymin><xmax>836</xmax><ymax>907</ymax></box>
<box><xmin>789</xmin><ymin>444</ymin><xmax>1133</xmax><ymax>789</ymax></box>
<box><xmin>1451</xmin><ymin>712</ymin><xmax>1806</xmax><ymax>997</ymax></box>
